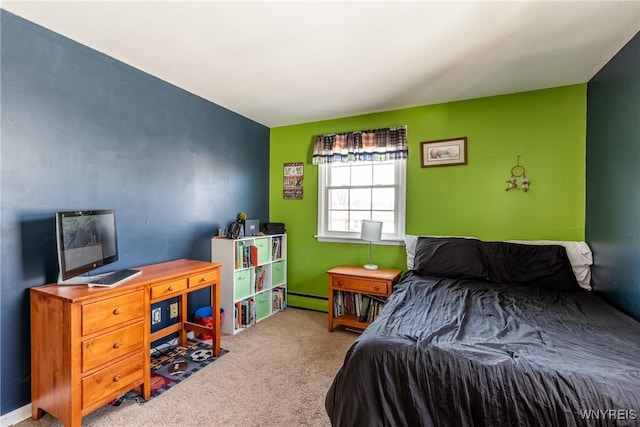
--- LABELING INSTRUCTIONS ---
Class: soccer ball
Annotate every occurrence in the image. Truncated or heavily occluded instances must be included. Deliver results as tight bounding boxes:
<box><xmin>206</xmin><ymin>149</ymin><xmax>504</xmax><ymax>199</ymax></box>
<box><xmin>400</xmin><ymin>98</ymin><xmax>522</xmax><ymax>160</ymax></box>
<box><xmin>190</xmin><ymin>349</ymin><xmax>212</xmax><ymax>362</ymax></box>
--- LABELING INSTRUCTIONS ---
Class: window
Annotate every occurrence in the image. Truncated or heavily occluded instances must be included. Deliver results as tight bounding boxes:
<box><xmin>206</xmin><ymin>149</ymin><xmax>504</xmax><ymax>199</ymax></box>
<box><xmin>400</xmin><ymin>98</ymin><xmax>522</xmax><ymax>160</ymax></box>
<box><xmin>317</xmin><ymin>159</ymin><xmax>406</xmax><ymax>242</ymax></box>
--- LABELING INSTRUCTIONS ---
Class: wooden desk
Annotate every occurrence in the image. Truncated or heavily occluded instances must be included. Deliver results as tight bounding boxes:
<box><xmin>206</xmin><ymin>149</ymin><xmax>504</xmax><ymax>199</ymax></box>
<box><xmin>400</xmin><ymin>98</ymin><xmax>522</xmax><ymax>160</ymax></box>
<box><xmin>30</xmin><ymin>259</ymin><xmax>221</xmax><ymax>427</ymax></box>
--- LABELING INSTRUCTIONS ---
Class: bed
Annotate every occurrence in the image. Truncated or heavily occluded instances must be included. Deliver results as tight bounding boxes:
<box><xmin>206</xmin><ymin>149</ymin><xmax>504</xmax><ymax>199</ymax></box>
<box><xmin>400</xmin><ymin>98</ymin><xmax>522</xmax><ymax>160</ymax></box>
<box><xmin>325</xmin><ymin>237</ymin><xmax>640</xmax><ymax>427</ymax></box>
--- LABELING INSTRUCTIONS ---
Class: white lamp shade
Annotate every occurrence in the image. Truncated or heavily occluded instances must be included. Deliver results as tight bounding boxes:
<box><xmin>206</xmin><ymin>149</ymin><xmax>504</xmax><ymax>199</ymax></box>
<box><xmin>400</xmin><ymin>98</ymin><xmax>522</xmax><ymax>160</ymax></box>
<box><xmin>361</xmin><ymin>220</ymin><xmax>383</xmax><ymax>242</ymax></box>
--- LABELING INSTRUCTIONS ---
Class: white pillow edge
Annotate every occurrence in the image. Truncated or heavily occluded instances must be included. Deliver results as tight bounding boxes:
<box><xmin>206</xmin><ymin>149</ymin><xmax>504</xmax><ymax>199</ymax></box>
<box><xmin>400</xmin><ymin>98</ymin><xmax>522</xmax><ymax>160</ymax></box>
<box><xmin>403</xmin><ymin>235</ymin><xmax>418</xmax><ymax>270</ymax></box>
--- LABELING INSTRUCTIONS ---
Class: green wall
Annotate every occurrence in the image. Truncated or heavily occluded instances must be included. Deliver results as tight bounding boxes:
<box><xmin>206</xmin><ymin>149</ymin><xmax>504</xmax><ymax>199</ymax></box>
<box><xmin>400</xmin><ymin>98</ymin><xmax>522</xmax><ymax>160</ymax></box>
<box><xmin>270</xmin><ymin>85</ymin><xmax>586</xmax><ymax>311</ymax></box>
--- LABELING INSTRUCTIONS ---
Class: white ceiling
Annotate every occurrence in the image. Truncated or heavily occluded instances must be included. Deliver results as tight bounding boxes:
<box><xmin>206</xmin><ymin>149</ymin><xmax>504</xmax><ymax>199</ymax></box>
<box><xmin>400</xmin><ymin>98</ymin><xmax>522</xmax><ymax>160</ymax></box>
<box><xmin>2</xmin><ymin>1</ymin><xmax>639</xmax><ymax>127</ymax></box>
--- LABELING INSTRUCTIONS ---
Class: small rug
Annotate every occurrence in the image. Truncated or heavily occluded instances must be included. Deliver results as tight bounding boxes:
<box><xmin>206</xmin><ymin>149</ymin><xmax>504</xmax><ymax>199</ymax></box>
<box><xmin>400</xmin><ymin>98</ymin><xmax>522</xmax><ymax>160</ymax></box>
<box><xmin>113</xmin><ymin>340</ymin><xmax>228</xmax><ymax>405</ymax></box>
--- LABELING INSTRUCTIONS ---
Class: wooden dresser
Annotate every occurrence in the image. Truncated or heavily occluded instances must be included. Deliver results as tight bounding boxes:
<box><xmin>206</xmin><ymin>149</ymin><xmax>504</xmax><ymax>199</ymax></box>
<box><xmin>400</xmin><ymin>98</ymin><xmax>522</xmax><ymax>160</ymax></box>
<box><xmin>30</xmin><ymin>259</ymin><xmax>221</xmax><ymax>427</ymax></box>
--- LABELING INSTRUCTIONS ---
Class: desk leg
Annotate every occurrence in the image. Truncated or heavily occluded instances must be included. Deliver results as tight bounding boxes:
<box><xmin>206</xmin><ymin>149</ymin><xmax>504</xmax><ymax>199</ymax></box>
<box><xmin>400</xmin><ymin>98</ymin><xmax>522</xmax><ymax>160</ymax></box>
<box><xmin>179</xmin><ymin>294</ymin><xmax>188</xmax><ymax>346</ymax></box>
<box><xmin>210</xmin><ymin>282</ymin><xmax>220</xmax><ymax>357</ymax></box>
<box><xmin>143</xmin><ymin>287</ymin><xmax>151</xmax><ymax>399</ymax></box>
<box><xmin>31</xmin><ymin>404</ymin><xmax>44</xmax><ymax>421</ymax></box>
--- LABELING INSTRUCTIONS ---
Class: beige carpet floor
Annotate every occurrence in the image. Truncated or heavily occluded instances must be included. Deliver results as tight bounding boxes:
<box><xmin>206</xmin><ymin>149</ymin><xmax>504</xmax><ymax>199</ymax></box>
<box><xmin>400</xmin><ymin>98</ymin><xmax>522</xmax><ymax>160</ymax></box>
<box><xmin>15</xmin><ymin>308</ymin><xmax>357</xmax><ymax>427</ymax></box>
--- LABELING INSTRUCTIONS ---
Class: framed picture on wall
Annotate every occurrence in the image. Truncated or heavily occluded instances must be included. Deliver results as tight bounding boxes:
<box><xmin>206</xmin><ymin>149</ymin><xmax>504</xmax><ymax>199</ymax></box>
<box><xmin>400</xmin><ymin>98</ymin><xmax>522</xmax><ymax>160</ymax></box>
<box><xmin>421</xmin><ymin>137</ymin><xmax>467</xmax><ymax>167</ymax></box>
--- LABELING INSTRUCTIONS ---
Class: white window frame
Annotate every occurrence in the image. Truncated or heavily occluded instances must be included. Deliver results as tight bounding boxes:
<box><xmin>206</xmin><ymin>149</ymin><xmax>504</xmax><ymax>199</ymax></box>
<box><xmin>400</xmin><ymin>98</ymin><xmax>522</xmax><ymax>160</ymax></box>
<box><xmin>316</xmin><ymin>159</ymin><xmax>406</xmax><ymax>244</ymax></box>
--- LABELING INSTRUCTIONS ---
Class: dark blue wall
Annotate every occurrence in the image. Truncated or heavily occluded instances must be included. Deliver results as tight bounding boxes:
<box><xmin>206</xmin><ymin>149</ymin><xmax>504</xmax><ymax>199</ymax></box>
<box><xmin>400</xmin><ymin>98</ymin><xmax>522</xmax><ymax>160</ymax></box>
<box><xmin>586</xmin><ymin>32</ymin><xmax>640</xmax><ymax>319</ymax></box>
<box><xmin>0</xmin><ymin>11</ymin><xmax>270</xmax><ymax>414</ymax></box>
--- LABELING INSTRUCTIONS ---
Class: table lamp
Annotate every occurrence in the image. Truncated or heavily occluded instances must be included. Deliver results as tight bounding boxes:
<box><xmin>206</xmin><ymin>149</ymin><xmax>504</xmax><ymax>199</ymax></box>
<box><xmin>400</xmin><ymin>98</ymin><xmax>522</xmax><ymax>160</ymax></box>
<box><xmin>361</xmin><ymin>220</ymin><xmax>383</xmax><ymax>270</ymax></box>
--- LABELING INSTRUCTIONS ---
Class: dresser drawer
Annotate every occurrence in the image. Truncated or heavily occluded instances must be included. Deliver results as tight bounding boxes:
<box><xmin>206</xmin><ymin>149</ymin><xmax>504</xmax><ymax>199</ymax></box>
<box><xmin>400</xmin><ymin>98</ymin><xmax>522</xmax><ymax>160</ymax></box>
<box><xmin>332</xmin><ymin>276</ymin><xmax>388</xmax><ymax>295</ymax></box>
<box><xmin>151</xmin><ymin>278</ymin><xmax>187</xmax><ymax>300</ymax></box>
<box><xmin>82</xmin><ymin>321</ymin><xmax>144</xmax><ymax>372</ymax></box>
<box><xmin>82</xmin><ymin>352</ymin><xmax>144</xmax><ymax>409</ymax></box>
<box><xmin>188</xmin><ymin>270</ymin><xmax>218</xmax><ymax>288</ymax></box>
<box><xmin>81</xmin><ymin>291</ymin><xmax>144</xmax><ymax>335</ymax></box>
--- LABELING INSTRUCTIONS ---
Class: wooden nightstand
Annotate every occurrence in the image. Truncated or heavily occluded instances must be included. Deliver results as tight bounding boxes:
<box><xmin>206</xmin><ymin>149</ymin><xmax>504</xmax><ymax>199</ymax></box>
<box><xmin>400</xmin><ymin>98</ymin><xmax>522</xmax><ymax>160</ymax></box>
<box><xmin>327</xmin><ymin>265</ymin><xmax>402</xmax><ymax>332</ymax></box>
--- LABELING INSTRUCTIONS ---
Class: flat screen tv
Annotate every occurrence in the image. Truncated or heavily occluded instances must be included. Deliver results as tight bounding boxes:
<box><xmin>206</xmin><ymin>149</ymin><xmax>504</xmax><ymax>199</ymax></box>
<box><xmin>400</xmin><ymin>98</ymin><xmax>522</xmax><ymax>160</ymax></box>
<box><xmin>56</xmin><ymin>209</ymin><xmax>118</xmax><ymax>284</ymax></box>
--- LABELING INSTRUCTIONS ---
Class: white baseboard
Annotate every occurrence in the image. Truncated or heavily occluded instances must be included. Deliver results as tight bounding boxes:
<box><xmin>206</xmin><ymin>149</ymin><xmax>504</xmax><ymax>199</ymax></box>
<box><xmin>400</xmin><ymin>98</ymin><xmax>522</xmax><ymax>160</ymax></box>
<box><xmin>0</xmin><ymin>403</ymin><xmax>31</xmax><ymax>427</ymax></box>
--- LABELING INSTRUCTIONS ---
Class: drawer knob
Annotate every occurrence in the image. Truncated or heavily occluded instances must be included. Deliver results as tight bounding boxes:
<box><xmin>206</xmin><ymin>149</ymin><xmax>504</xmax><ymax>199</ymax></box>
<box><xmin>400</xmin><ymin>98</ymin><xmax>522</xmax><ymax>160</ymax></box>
<box><xmin>374</xmin><ymin>285</ymin><xmax>380</xmax><ymax>291</ymax></box>
<box><xmin>113</xmin><ymin>308</ymin><xmax>121</xmax><ymax>315</ymax></box>
<box><xmin>200</xmin><ymin>277</ymin><xmax>206</xmax><ymax>282</ymax></box>
<box><xmin>337</xmin><ymin>280</ymin><xmax>343</xmax><ymax>286</ymax></box>
<box><xmin>168</xmin><ymin>286</ymin><xmax>174</xmax><ymax>291</ymax></box>
<box><xmin>113</xmin><ymin>375</ymin><xmax>121</xmax><ymax>382</ymax></box>
<box><xmin>113</xmin><ymin>341</ymin><xmax>122</xmax><ymax>349</ymax></box>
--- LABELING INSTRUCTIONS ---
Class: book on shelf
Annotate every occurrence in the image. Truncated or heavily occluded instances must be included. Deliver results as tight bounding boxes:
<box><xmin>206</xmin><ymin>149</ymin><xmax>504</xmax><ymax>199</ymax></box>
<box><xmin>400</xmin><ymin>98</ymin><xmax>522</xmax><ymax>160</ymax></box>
<box><xmin>333</xmin><ymin>292</ymin><xmax>346</xmax><ymax>317</ymax></box>
<box><xmin>362</xmin><ymin>296</ymin><xmax>385</xmax><ymax>323</ymax></box>
<box><xmin>333</xmin><ymin>291</ymin><xmax>387</xmax><ymax>323</ymax></box>
<box><xmin>235</xmin><ymin>301</ymin><xmax>242</xmax><ymax>329</ymax></box>
<box><xmin>242</xmin><ymin>300</ymin><xmax>248</xmax><ymax>327</ymax></box>
<box><xmin>237</xmin><ymin>298</ymin><xmax>256</xmax><ymax>328</ymax></box>
<box><xmin>241</xmin><ymin>300</ymin><xmax>248</xmax><ymax>327</ymax></box>
<box><xmin>235</xmin><ymin>242</ymin><xmax>259</xmax><ymax>269</ymax></box>
<box><xmin>249</xmin><ymin>297</ymin><xmax>255</xmax><ymax>326</ymax></box>
<box><xmin>255</xmin><ymin>266</ymin><xmax>265</xmax><ymax>292</ymax></box>
<box><xmin>358</xmin><ymin>297</ymin><xmax>370</xmax><ymax>322</ymax></box>
<box><xmin>250</xmin><ymin>245</ymin><xmax>258</xmax><ymax>267</ymax></box>
<box><xmin>235</xmin><ymin>242</ymin><xmax>243</xmax><ymax>269</ymax></box>
<box><xmin>272</xmin><ymin>236</ymin><xmax>282</xmax><ymax>260</ymax></box>
<box><xmin>367</xmin><ymin>294</ymin><xmax>387</xmax><ymax>304</ymax></box>
<box><xmin>272</xmin><ymin>287</ymin><xmax>286</xmax><ymax>311</ymax></box>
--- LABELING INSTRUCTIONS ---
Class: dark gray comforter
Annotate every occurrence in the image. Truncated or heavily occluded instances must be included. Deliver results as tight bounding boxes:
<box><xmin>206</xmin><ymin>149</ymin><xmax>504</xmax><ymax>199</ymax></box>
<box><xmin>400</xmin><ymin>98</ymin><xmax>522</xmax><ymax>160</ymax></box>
<box><xmin>326</xmin><ymin>272</ymin><xmax>640</xmax><ymax>426</ymax></box>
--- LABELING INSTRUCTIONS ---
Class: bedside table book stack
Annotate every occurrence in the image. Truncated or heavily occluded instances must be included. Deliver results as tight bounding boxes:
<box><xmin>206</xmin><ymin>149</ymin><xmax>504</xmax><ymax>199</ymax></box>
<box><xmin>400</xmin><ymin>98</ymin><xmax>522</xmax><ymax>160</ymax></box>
<box><xmin>333</xmin><ymin>292</ymin><xmax>387</xmax><ymax>323</ymax></box>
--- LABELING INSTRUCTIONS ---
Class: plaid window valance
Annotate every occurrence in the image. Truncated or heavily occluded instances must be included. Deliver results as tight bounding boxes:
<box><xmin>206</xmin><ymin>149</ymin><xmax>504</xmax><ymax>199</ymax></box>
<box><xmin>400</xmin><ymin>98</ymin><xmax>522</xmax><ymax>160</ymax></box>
<box><xmin>311</xmin><ymin>125</ymin><xmax>408</xmax><ymax>165</ymax></box>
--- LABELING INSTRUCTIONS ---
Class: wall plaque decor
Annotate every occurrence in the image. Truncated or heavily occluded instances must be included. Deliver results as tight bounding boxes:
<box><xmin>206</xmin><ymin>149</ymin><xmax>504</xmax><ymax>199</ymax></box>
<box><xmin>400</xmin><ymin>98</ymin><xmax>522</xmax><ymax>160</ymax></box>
<box><xmin>283</xmin><ymin>162</ymin><xmax>303</xmax><ymax>199</ymax></box>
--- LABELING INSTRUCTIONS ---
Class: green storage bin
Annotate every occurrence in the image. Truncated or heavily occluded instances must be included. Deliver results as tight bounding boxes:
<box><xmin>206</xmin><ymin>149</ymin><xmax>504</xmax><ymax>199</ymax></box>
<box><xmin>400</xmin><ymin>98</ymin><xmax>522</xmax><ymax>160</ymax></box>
<box><xmin>234</xmin><ymin>270</ymin><xmax>252</xmax><ymax>300</ymax></box>
<box><xmin>255</xmin><ymin>291</ymin><xmax>271</xmax><ymax>321</ymax></box>
<box><xmin>272</xmin><ymin>261</ymin><xmax>285</xmax><ymax>286</ymax></box>
<box><xmin>254</xmin><ymin>238</ymin><xmax>270</xmax><ymax>265</ymax></box>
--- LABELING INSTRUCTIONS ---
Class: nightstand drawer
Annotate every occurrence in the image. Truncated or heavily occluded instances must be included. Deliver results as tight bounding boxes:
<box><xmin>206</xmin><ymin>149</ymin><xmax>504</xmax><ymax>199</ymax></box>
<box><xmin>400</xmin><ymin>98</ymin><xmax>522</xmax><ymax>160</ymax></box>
<box><xmin>82</xmin><ymin>321</ymin><xmax>144</xmax><ymax>372</ymax></box>
<box><xmin>332</xmin><ymin>276</ymin><xmax>388</xmax><ymax>295</ymax></box>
